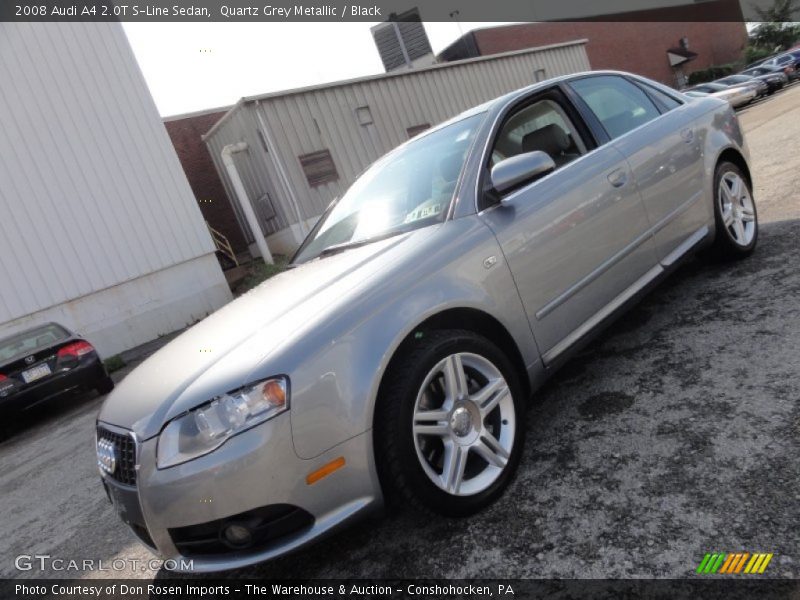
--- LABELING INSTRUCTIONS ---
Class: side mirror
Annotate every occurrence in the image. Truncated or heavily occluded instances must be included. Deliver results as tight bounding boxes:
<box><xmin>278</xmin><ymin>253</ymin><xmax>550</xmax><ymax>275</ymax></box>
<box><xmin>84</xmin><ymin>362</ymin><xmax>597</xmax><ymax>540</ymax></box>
<box><xmin>490</xmin><ymin>151</ymin><xmax>556</xmax><ymax>195</ymax></box>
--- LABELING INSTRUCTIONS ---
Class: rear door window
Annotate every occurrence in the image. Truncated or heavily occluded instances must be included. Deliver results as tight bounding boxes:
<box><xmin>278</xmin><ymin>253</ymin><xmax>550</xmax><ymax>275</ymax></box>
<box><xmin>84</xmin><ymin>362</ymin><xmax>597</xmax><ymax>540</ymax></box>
<box><xmin>569</xmin><ymin>75</ymin><xmax>662</xmax><ymax>140</ymax></box>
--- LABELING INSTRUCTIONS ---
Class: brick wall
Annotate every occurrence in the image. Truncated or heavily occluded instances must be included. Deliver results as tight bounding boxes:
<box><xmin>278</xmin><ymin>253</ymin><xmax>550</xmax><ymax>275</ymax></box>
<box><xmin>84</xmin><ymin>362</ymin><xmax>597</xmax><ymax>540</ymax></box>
<box><xmin>163</xmin><ymin>111</ymin><xmax>247</xmax><ymax>253</ymax></box>
<box><xmin>474</xmin><ymin>20</ymin><xmax>748</xmax><ymax>88</ymax></box>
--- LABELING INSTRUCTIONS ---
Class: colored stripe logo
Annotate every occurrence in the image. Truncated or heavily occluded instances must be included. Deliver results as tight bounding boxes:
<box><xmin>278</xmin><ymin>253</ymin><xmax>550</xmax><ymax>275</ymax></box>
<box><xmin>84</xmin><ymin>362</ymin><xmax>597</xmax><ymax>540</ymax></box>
<box><xmin>696</xmin><ymin>552</ymin><xmax>773</xmax><ymax>574</ymax></box>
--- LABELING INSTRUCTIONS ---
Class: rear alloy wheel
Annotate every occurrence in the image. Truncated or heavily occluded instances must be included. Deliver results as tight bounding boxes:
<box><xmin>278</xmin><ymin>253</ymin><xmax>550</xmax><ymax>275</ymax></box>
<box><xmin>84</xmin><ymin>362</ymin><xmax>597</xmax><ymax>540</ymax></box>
<box><xmin>710</xmin><ymin>162</ymin><xmax>758</xmax><ymax>259</ymax></box>
<box><xmin>376</xmin><ymin>330</ymin><xmax>524</xmax><ymax>517</ymax></box>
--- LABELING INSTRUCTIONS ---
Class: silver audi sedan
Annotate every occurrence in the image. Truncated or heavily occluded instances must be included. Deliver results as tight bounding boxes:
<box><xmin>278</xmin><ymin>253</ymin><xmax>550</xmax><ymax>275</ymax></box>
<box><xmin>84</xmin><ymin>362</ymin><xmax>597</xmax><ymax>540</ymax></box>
<box><xmin>97</xmin><ymin>71</ymin><xmax>757</xmax><ymax>571</ymax></box>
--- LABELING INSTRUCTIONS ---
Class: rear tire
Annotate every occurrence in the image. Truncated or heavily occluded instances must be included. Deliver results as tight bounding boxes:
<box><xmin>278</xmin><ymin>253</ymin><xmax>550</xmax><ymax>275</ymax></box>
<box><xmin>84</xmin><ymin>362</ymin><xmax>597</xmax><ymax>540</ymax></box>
<box><xmin>374</xmin><ymin>329</ymin><xmax>525</xmax><ymax>517</ymax></box>
<box><xmin>95</xmin><ymin>376</ymin><xmax>115</xmax><ymax>395</ymax></box>
<box><xmin>709</xmin><ymin>161</ymin><xmax>758</xmax><ymax>260</ymax></box>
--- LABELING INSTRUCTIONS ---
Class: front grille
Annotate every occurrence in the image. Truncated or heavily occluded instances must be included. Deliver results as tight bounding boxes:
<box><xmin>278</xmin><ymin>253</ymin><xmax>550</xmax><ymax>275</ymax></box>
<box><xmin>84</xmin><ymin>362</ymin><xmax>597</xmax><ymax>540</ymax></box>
<box><xmin>97</xmin><ymin>426</ymin><xmax>137</xmax><ymax>486</ymax></box>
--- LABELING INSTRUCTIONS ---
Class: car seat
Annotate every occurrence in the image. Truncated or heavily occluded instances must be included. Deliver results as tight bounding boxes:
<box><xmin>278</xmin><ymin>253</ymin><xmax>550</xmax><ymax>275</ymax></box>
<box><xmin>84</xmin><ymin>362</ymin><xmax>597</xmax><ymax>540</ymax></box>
<box><xmin>521</xmin><ymin>124</ymin><xmax>579</xmax><ymax>167</ymax></box>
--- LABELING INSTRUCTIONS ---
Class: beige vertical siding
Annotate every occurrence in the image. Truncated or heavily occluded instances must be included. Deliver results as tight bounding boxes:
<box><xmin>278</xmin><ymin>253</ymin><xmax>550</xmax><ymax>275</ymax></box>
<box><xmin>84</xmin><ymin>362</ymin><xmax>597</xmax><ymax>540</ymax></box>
<box><xmin>206</xmin><ymin>40</ymin><xmax>590</xmax><ymax>243</ymax></box>
<box><xmin>0</xmin><ymin>22</ymin><xmax>217</xmax><ymax>324</ymax></box>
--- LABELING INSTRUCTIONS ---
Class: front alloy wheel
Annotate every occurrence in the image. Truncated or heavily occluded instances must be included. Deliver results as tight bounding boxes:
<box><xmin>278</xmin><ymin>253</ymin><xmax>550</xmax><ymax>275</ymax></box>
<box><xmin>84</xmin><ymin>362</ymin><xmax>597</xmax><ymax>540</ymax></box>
<box><xmin>375</xmin><ymin>329</ymin><xmax>524</xmax><ymax>517</ymax></box>
<box><xmin>412</xmin><ymin>353</ymin><xmax>515</xmax><ymax>496</ymax></box>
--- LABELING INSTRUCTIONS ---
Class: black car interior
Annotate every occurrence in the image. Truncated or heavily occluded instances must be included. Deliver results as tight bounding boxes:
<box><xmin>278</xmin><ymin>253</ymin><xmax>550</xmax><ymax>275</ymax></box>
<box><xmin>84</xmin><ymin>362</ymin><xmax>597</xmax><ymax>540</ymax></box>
<box><xmin>520</xmin><ymin>124</ymin><xmax>580</xmax><ymax>168</ymax></box>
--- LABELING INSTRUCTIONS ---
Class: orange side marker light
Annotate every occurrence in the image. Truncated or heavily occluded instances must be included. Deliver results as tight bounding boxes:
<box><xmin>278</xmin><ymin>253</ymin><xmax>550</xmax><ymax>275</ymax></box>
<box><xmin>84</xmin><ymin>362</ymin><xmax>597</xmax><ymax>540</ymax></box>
<box><xmin>306</xmin><ymin>457</ymin><xmax>346</xmax><ymax>485</ymax></box>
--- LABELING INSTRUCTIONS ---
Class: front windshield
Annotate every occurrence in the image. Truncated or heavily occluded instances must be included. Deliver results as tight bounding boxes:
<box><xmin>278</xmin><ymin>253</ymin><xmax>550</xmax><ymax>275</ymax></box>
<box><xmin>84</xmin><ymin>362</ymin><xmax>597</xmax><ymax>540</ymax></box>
<box><xmin>293</xmin><ymin>113</ymin><xmax>484</xmax><ymax>264</ymax></box>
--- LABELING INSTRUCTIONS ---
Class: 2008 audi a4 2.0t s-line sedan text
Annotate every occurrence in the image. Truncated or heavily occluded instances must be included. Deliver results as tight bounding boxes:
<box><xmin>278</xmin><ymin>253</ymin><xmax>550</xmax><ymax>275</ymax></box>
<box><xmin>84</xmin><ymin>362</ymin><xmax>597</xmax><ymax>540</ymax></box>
<box><xmin>97</xmin><ymin>71</ymin><xmax>757</xmax><ymax>571</ymax></box>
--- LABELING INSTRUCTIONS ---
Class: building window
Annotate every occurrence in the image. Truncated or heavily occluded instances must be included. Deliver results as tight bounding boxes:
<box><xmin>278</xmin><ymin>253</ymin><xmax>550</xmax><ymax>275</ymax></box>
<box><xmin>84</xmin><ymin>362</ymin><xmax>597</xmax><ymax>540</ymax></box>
<box><xmin>406</xmin><ymin>123</ymin><xmax>430</xmax><ymax>138</ymax></box>
<box><xmin>355</xmin><ymin>106</ymin><xmax>373</xmax><ymax>126</ymax></box>
<box><xmin>534</xmin><ymin>68</ymin><xmax>547</xmax><ymax>82</ymax></box>
<box><xmin>298</xmin><ymin>149</ymin><xmax>339</xmax><ymax>187</ymax></box>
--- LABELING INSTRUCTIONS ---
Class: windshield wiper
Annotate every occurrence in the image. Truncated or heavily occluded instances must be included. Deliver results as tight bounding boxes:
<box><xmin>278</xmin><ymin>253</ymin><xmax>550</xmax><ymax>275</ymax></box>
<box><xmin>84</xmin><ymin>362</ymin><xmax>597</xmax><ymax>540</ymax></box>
<box><xmin>315</xmin><ymin>230</ymin><xmax>406</xmax><ymax>259</ymax></box>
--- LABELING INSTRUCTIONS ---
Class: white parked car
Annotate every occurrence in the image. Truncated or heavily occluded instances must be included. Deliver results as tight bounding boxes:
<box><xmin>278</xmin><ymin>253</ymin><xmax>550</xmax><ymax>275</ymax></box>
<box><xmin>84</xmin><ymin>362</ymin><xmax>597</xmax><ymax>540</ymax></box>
<box><xmin>685</xmin><ymin>82</ymin><xmax>757</xmax><ymax>108</ymax></box>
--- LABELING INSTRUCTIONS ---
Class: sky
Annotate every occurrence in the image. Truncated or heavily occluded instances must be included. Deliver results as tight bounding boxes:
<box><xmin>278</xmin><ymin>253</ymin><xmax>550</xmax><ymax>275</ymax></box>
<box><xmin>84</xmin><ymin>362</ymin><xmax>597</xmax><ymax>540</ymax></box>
<box><xmin>122</xmin><ymin>22</ymin><xmax>510</xmax><ymax>117</ymax></box>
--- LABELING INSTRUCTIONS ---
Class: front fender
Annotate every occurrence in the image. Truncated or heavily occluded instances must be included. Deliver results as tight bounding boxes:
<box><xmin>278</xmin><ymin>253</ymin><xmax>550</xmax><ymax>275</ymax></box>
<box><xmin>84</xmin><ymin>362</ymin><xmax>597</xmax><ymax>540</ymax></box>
<box><xmin>261</xmin><ymin>216</ymin><xmax>538</xmax><ymax>459</ymax></box>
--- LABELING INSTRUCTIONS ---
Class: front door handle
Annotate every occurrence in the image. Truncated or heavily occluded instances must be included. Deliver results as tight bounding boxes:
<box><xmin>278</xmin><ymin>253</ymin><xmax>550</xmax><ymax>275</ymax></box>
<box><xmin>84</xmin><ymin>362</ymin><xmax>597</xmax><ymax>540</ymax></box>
<box><xmin>607</xmin><ymin>168</ymin><xmax>628</xmax><ymax>188</ymax></box>
<box><xmin>680</xmin><ymin>128</ymin><xmax>694</xmax><ymax>143</ymax></box>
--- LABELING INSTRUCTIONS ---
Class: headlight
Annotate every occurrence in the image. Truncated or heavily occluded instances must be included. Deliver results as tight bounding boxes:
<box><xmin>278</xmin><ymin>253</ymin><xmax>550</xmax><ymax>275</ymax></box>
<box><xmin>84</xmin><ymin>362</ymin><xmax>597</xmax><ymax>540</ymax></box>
<box><xmin>157</xmin><ymin>376</ymin><xmax>289</xmax><ymax>468</ymax></box>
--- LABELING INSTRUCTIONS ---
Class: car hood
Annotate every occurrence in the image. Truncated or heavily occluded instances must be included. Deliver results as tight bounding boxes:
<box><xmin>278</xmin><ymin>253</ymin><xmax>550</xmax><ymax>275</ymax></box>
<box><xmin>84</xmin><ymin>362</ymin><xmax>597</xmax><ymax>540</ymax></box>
<box><xmin>98</xmin><ymin>227</ymin><xmax>439</xmax><ymax>439</ymax></box>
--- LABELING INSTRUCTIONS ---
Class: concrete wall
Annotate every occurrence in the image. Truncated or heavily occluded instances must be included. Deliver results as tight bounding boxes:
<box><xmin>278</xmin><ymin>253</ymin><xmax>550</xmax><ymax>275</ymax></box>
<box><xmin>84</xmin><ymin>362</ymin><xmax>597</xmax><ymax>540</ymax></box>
<box><xmin>0</xmin><ymin>22</ymin><xmax>232</xmax><ymax>356</ymax></box>
<box><xmin>1</xmin><ymin>255</ymin><xmax>231</xmax><ymax>358</ymax></box>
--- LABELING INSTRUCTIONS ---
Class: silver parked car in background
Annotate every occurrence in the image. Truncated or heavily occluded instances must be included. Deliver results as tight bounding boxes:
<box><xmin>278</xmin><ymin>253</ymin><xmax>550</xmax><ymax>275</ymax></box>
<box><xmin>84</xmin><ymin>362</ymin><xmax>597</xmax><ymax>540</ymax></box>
<box><xmin>97</xmin><ymin>71</ymin><xmax>757</xmax><ymax>571</ymax></box>
<box><xmin>740</xmin><ymin>65</ymin><xmax>789</xmax><ymax>94</ymax></box>
<box><xmin>714</xmin><ymin>74</ymin><xmax>768</xmax><ymax>98</ymax></box>
<box><xmin>684</xmin><ymin>82</ymin><xmax>757</xmax><ymax>108</ymax></box>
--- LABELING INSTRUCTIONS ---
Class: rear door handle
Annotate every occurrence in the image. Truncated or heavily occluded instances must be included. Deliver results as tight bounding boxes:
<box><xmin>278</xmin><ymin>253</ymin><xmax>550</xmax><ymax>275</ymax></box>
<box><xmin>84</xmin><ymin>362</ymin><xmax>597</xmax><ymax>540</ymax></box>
<box><xmin>680</xmin><ymin>128</ymin><xmax>694</xmax><ymax>143</ymax></box>
<box><xmin>607</xmin><ymin>168</ymin><xmax>627</xmax><ymax>188</ymax></box>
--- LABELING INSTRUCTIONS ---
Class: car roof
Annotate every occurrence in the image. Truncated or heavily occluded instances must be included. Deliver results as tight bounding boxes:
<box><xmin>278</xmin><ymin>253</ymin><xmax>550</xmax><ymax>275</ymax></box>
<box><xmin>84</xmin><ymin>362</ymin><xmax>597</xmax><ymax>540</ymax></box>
<box><xmin>461</xmin><ymin>70</ymin><xmax>672</xmax><ymax>118</ymax></box>
<box><xmin>385</xmin><ymin>71</ymin><xmax>682</xmax><ymax>161</ymax></box>
<box><xmin>747</xmin><ymin>55</ymin><xmax>777</xmax><ymax>67</ymax></box>
<box><xmin>399</xmin><ymin>70</ymin><xmax>608</xmax><ymax>143</ymax></box>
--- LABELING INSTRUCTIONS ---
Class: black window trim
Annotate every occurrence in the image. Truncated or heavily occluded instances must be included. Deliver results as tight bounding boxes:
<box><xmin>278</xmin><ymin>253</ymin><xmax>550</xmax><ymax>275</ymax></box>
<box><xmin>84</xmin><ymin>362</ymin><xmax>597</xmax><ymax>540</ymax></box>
<box><xmin>560</xmin><ymin>79</ymin><xmax>611</xmax><ymax>146</ymax></box>
<box><xmin>633</xmin><ymin>80</ymin><xmax>684</xmax><ymax>114</ymax></box>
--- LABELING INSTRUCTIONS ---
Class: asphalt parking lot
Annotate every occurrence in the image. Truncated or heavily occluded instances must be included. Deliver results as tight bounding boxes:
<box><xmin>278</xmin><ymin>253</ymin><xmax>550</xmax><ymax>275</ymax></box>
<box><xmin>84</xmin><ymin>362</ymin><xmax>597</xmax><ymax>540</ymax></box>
<box><xmin>1</xmin><ymin>85</ymin><xmax>799</xmax><ymax>581</ymax></box>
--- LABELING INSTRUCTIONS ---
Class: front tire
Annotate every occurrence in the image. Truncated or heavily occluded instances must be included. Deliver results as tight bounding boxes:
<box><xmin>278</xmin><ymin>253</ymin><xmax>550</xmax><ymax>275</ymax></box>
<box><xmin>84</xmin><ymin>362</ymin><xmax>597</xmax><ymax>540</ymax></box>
<box><xmin>709</xmin><ymin>161</ymin><xmax>758</xmax><ymax>260</ymax></box>
<box><xmin>375</xmin><ymin>329</ymin><xmax>525</xmax><ymax>517</ymax></box>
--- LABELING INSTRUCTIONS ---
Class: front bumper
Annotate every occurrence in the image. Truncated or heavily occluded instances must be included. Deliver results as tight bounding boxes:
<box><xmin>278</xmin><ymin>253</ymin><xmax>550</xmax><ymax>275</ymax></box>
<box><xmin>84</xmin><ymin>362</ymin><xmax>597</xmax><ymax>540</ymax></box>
<box><xmin>98</xmin><ymin>414</ymin><xmax>382</xmax><ymax>572</ymax></box>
